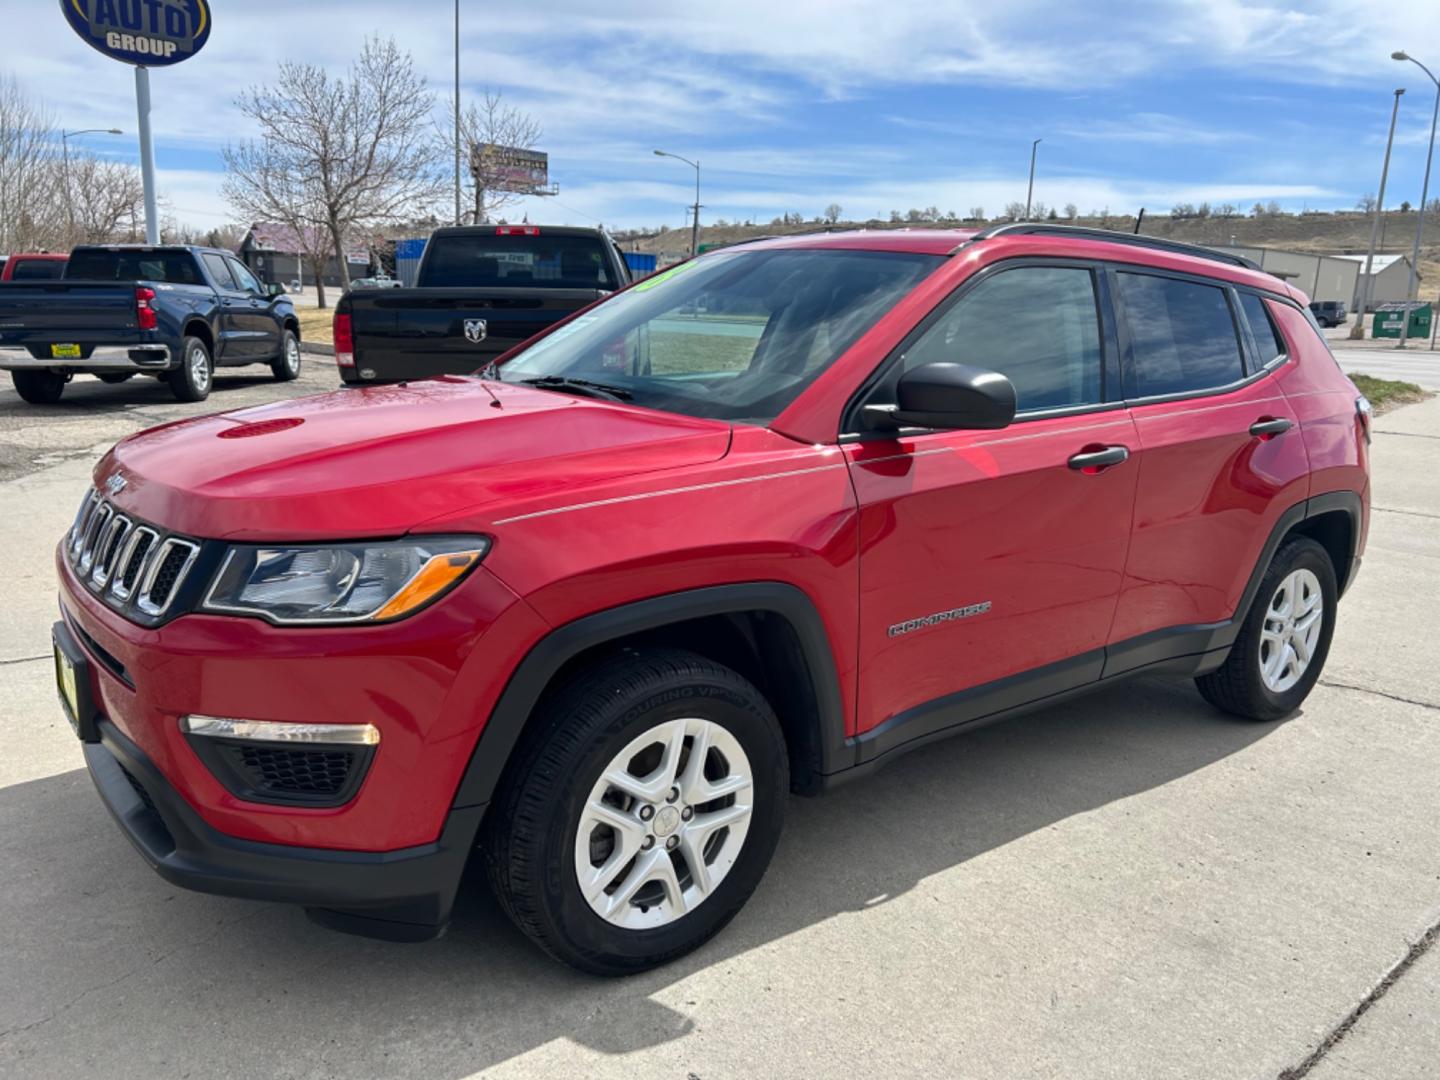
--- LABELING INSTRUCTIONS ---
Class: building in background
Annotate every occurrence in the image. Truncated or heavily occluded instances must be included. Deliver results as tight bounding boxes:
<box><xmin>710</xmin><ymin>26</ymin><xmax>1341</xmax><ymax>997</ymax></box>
<box><xmin>1333</xmin><ymin>254</ymin><xmax>1419</xmax><ymax>312</ymax></box>
<box><xmin>1213</xmin><ymin>246</ymin><xmax>1361</xmax><ymax>306</ymax></box>
<box><xmin>238</xmin><ymin>223</ymin><xmax>371</xmax><ymax>288</ymax></box>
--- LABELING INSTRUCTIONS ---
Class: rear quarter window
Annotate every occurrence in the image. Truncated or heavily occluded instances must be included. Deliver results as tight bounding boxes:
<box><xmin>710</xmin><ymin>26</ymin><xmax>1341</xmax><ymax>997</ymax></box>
<box><xmin>1117</xmin><ymin>272</ymin><xmax>1245</xmax><ymax>398</ymax></box>
<box><xmin>1238</xmin><ymin>292</ymin><xmax>1288</xmax><ymax>369</ymax></box>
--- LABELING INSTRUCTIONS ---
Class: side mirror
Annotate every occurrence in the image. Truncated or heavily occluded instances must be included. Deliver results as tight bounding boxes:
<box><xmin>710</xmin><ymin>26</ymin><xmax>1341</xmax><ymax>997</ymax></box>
<box><xmin>864</xmin><ymin>362</ymin><xmax>1016</xmax><ymax>432</ymax></box>
<box><xmin>265</xmin><ymin>282</ymin><xmax>285</xmax><ymax>298</ymax></box>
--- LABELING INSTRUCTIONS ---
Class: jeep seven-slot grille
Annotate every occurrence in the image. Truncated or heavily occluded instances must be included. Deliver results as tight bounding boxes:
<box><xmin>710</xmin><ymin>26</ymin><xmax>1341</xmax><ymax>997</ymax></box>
<box><xmin>67</xmin><ymin>489</ymin><xmax>200</xmax><ymax>623</ymax></box>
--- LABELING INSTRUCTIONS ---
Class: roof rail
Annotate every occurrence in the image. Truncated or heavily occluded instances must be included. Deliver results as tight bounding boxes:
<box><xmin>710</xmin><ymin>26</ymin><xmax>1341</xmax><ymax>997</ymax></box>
<box><xmin>960</xmin><ymin>223</ymin><xmax>1262</xmax><ymax>272</ymax></box>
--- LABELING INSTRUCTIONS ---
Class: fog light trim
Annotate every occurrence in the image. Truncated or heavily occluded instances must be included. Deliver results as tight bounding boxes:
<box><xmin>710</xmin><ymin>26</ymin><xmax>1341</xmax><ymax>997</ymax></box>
<box><xmin>180</xmin><ymin>715</ymin><xmax>381</xmax><ymax>746</ymax></box>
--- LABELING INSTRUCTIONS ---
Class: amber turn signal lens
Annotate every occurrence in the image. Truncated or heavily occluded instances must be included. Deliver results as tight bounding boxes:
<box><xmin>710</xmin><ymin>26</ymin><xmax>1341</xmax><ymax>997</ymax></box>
<box><xmin>370</xmin><ymin>550</ymin><xmax>483</xmax><ymax>620</ymax></box>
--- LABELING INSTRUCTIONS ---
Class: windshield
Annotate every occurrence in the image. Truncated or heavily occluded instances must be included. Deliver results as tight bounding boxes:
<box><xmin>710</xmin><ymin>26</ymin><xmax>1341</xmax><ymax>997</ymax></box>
<box><xmin>497</xmin><ymin>248</ymin><xmax>942</xmax><ymax>424</ymax></box>
<box><xmin>418</xmin><ymin>233</ymin><xmax>618</xmax><ymax>289</ymax></box>
<box><xmin>65</xmin><ymin>249</ymin><xmax>202</xmax><ymax>284</ymax></box>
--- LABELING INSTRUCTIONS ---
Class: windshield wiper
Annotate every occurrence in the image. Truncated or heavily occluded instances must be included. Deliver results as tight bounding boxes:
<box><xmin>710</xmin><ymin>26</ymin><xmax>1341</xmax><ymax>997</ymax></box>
<box><xmin>518</xmin><ymin>376</ymin><xmax>632</xmax><ymax>401</ymax></box>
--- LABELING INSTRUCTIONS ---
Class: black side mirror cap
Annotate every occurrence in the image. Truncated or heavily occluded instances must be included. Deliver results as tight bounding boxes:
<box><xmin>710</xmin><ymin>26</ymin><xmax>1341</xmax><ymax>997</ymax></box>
<box><xmin>265</xmin><ymin>282</ymin><xmax>285</xmax><ymax>298</ymax></box>
<box><xmin>864</xmin><ymin>362</ymin><xmax>1017</xmax><ymax>432</ymax></box>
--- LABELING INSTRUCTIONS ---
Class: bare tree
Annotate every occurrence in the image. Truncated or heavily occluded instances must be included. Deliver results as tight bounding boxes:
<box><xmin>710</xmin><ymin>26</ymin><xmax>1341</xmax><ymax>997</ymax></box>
<box><xmin>1063</xmin><ymin>202</ymin><xmax>1078</xmax><ymax>221</ymax></box>
<box><xmin>822</xmin><ymin>202</ymin><xmax>843</xmax><ymax>224</ymax></box>
<box><xmin>0</xmin><ymin>76</ymin><xmax>62</xmax><ymax>252</ymax></box>
<box><xmin>1003</xmin><ymin>201</ymin><xmax>1025</xmax><ymax>220</ymax></box>
<box><xmin>442</xmin><ymin>89</ymin><xmax>542</xmax><ymax>224</ymax></box>
<box><xmin>968</xmin><ymin>206</ymin><xmax>986</xmax><ymax>221</ymax></box>
<box><xmin>224</xmin><ymin>36</ymin><xmax>441</xmax><ymax>294</ymax></box>
<box><xmin>1356</xmin><ymin>193</ymin><xmax>1377</xmax><ymax>214</ymax></box>
<box><xmin>65</xmin><ymin>155</ymin><xmax>145</xmax><ymax>244</ymax></box>
<box><xmin>222</xmin><ymin>136</ymin><xmax>339</xmax><ymax>307</ymax></box>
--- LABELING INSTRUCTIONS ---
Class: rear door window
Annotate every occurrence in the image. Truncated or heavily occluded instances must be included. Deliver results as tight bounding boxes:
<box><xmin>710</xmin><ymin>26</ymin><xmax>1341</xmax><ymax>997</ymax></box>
<box><xmin>1238</xmin><ymin>292</ymin><xmax>1287</xmax><ymax>369</ymax></box>
<box><xmin>1116</xmin><ymin>273</ymin><xmax>1245</xmax><ymax>398</ymax></box>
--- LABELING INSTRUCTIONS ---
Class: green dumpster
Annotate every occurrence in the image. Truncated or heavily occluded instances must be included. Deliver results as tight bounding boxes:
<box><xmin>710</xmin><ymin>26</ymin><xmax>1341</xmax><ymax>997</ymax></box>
<box><xmin>1371</xmin><ymin>301</ymin><xmax>1432</xmax><ymax>339</ymax></box>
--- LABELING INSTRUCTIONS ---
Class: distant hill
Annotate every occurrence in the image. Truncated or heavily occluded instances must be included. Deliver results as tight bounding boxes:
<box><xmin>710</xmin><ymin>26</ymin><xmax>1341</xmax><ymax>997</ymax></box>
<box><xmin>620</xmin><ymin>210</ymin><xmax>1440</xmax><ymax>286</ymax></box>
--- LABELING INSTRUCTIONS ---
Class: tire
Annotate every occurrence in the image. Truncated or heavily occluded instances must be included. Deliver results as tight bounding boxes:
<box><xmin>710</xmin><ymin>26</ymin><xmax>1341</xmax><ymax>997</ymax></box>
<box><xmin>96</xmin><ymin>372</ymin><xmax>134</xmax><ymax>385</ymax></box>
<box><xmin>484</xmin><ymin>648</ymin><xmax>789</xmax><ymax>976</ymax></box>
<box><xmin>270</xmin><ymin>330</ymin><xmax>301</xmax><ymax>382</ymax></box>
<box><xmin>168</xmin><ymin>336</ymin><xmax>213</xmax><ymax>402</ymax></box>
<box><xmin>11</xmin><ymin>370</ymin><xmax>66</xmax><ymax>404</ymax></box>
<box><xmin>1196</xmin><ymin>536</ymin><xmax>1338</xmax><ymax>721</ymax></box>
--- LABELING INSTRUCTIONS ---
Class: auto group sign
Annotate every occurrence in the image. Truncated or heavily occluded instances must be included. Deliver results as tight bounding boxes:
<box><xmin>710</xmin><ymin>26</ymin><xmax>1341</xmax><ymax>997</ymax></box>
<box><xmin>60</xmin><ymin>0</ymin><xmax>212</xmax><ymax>66</ymax></box>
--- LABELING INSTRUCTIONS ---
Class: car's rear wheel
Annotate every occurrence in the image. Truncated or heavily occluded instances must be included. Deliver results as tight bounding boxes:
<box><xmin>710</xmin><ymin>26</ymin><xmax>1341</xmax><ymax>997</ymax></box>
<box><xmin>484</xmin><ymin>649</ymin><xmax>788</xmax><ymax>975</ymax></box>
<box><xmin>11</xmin><ymin>370</ymin><xmax>67</xmax><ymax>404</ymax></box>
<box><xmin>1196</xmin><ymin>536</ymin><xmax>1337</xmax><ymax>720</ymax></box>
<box><xmin>270</xmin><ymin>330</ymin><xmax>301</xmax><ymax>382</ymax></box>
<box><xmin>167</xmin><ymin>336</ymin><xmax>213</xmax><ymax>402</ymax></box>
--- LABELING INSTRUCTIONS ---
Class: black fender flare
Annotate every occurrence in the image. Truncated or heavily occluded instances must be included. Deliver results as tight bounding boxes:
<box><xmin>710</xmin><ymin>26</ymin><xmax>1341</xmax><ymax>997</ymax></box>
<box><xmin>449</xmin><ymin>582</ymin><xmax>848</xmax><ymax>810</ymax></box>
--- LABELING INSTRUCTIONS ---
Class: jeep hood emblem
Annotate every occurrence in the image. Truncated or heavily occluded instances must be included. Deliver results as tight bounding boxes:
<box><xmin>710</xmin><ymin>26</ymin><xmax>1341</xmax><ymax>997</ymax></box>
<box><xmin>105</xmin><ymin>472</ymin><xmax>127</xmax><ymax>496</ymax></box>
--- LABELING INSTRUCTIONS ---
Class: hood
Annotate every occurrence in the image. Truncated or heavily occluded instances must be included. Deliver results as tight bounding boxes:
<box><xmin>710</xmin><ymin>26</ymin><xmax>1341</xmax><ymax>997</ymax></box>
<box><xmin>98</xmin><ymin>377</ymin><xmax>732</xmax><ymax>540</ymax></box>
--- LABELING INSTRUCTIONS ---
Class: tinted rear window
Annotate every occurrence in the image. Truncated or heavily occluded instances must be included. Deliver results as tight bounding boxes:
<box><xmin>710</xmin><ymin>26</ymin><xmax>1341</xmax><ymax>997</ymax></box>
<box><xmin>1117</xmin><ymin>273</ymin><xmax>1245</xmax><ymax>398</ymax></box>
<box><xmin>64</xmin><ymin>249</ymin><xmax>202</xmax><ymax>285</ymax></box>
<box><xmin>418</xmin><ymin>233</ymin><xmax>617</xmax><ymax>289</ymax></box>
<box><xmin>10</xmin><ymin>259</ymin><xmax>66</xmax><ymax>280</ymax></box>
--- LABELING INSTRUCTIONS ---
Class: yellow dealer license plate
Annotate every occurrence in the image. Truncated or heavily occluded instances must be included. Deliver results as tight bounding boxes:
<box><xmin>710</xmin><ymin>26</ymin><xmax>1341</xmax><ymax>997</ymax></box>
<box><xmin>54</xmin><ymin>642</ymin><xmax>79</xmax><ymax>734</ymax></box>
<box><xmin>50</xmin><ymin>343</ymin><xmax>82</xmax><ymax>359</ymax></box>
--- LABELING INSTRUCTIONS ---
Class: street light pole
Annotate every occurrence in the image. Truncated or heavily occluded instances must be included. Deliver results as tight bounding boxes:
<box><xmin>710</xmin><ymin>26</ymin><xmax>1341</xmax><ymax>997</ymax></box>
<box><xmin>1352</xmin><ymin>89</ymin><xmax>1406</xmax><ymax>340</ymax></box>
<box><xmin>454</xmin><ymin>0</ymin><xmax>462</xmax><ymax>227</ymax></box>
<box><xmin>60</xmin><ymin>127</ymin><xmax>123</xmax><ymax>241</ymax></box>
<box><xmin>1024</xmin><ymin>138</ymin><xmax>1041</xmax><ymax>220</ymax></box>
<box><xmin>654</xmin><ymin>149</ymin><xmax>701</xmax><ymax>257</ymax></box>
<box><xmin>1393</xmin><ymin>51</ymin><xmax>1439</xmax><ymax>349</ymax></box>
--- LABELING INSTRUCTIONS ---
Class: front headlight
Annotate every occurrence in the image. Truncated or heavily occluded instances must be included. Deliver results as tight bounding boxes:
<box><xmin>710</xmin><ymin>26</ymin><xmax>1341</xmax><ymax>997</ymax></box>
<box><xmin>201</xmin><ymin>536</ymin><xmax>489</xmax><ymax>625</ymax></box>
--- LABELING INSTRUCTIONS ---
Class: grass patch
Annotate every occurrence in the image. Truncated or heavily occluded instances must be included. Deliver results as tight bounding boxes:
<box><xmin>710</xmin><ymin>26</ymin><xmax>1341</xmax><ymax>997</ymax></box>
<box><xmin>1349</xmin><ymin>373</ymin><xmax>1431</xmax><ymax>415</ymax></box>
<box><xmin>295</xmin><ymin>307</ymin><xmax>334</xmax><ymax>346</ymax></box>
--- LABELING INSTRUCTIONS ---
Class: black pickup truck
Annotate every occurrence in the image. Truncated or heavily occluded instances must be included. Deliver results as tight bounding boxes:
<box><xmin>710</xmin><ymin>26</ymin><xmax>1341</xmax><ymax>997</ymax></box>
<box><xmin>333</xmin><ymin>225</ymin><xmax>631</xmax><ymax>385</ymax></box>
<box><xmin>0</xmin><ymin>245</ymin><xmax>302</xmax><ymax>404</ymax></box>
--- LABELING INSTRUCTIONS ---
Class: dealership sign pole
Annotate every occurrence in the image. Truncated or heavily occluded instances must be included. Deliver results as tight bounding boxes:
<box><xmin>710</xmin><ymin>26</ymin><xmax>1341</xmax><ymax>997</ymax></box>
<box><xmin>59</xmin><ymin>0</ymin><xmax>213</xmax><ymax>244</ymax></box>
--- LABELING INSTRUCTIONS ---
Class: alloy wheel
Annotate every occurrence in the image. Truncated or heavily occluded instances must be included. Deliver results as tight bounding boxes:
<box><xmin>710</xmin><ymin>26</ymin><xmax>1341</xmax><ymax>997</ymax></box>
<box><xmin>1259</xmin><ymin>568</ymin><xmax>1323</xmax><ymax>693</ymax></box>
<box><xmin>574</xmin><ymin>717</ymin><xmax>754</xmax><ymax>930</ymax></box>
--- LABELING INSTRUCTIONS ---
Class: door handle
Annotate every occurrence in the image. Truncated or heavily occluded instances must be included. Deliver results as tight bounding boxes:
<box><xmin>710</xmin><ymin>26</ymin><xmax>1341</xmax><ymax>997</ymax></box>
<box><xmin>1068</xmin><ymin>445</ymin><xmax>1130</xmax><ymax>472</ymax></box>
<box><xmin>1249</xmin><ymin>417</ymin><xmax>1293</xmax><ymax>439</ymax></box>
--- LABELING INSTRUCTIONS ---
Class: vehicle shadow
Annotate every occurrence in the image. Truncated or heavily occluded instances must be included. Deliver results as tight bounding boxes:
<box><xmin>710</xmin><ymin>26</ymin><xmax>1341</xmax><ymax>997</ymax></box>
<box><xmin>0</xmin><ymin>372</ymin><xmax>332</xmax><ymax>418</ymax></box>
<box><xmin>0</xmin><ymin>676</ymin><xmax>1282</xmax><ymax>1077</ymax></box>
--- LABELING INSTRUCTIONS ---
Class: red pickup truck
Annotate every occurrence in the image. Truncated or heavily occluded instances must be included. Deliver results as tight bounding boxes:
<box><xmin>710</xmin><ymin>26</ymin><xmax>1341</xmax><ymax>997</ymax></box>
<box><xmin>1</xmin><ymin>252</ymin><xmax>67</xmax><ymax>280</ymax></box>
<box><xmin>54</xmin><ymin>225</ymin><xmax>1369</xmax><ymax>974</ymax></box>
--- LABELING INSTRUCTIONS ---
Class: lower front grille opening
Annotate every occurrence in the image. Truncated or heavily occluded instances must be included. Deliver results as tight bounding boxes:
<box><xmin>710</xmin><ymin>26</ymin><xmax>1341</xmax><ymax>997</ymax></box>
<box><xmin>217</xmin><ymin>744</ymin><xmax>365</xmax><ymax>804</ymax></box>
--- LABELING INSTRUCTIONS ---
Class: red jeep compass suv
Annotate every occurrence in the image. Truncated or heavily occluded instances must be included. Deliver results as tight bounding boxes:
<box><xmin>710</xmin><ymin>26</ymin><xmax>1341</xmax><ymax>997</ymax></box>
<box><xmin>53</xmin><ymin>225</ymin><xmax>1370</xmax><ymax>974</ymax></box>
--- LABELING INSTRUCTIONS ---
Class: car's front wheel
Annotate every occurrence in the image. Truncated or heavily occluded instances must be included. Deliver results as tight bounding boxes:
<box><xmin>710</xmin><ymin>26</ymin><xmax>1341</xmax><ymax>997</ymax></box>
<box><xmin>1197</xmin><ymin>536</ymin><xmax>1337</xmax><ymax>720</ymax></box>
<box><xmin>484</xmin><ymin>649</ymin><xmax>788</xmax><ymax>975</ymax></box>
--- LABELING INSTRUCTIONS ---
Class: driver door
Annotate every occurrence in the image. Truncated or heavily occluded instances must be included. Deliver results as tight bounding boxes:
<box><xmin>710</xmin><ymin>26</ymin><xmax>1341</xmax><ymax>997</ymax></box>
<box><xmin>847</xmin><ymin>262</ymin><xmax>1139</xmax><ymax>739</ymax></box>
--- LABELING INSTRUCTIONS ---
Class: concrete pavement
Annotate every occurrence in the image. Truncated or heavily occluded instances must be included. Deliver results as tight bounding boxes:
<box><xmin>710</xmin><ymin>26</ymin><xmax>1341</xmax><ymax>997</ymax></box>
<box><xmin>1</xmin><ymin>393</ymin><xmax>1439</xmax><ymax>1079</ymax></box>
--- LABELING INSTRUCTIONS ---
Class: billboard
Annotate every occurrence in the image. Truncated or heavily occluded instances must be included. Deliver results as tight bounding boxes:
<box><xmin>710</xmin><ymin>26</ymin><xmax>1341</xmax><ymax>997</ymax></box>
<box><xmin>472</xmin><ymin>144</ymin><xmax>549</xmax><ymax>194</ymax></box>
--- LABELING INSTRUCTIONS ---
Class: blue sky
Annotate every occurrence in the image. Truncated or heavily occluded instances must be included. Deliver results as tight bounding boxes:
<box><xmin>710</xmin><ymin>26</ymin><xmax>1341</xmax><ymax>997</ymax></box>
<box><xmin>12</xmin><ymin>0</ymin><xmax>1440</xmax><ymax>232</ymax></box>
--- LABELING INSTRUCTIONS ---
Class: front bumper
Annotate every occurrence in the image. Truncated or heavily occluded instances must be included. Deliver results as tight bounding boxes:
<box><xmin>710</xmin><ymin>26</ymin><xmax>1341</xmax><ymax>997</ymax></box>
<box><xmin>87</xmin><ymin>716</ymin><xmax>482</xmax><ymax>940</ymax></box>
<box><xmin>0</xmin><ymin>344</ymin><xmax>172</xmax><ymax>371</ymax></box>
